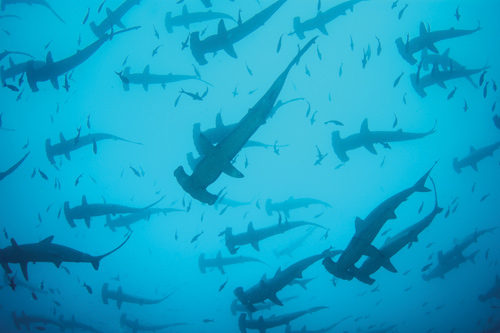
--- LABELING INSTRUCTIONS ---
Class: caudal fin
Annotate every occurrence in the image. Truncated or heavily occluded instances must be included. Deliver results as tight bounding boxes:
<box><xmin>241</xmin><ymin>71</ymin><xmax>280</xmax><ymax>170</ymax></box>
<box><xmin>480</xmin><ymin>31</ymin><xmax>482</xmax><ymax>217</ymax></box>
<box><xmin>91</xmin><ymin>233</ymin><xmax>132</xmax><ymax>270</ymax></box>
<box><xmin>413</xmin><ymin>162</ymin><xmax>437</xmax><ymax>192</ymax></box>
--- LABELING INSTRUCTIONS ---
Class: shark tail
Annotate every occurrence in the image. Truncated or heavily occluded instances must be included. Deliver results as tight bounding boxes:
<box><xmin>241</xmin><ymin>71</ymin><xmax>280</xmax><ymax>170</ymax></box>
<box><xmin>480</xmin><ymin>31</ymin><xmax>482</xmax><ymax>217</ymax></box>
<box><xmin>91</xmin><ymin>233</ymin><xmax>132</xmax><ymax>270</ymax></box>
<box><xmin>293</xmin><ymin>17</ymin><xmax>305</xmax><ymax>39</ymax></box>
<box><xmin>452</xmin><ymin>158</ymin><xmax>461</xmax><ymax>174</ymax></box>
<box><xmin>198</xmin><ymin>253</ymin><xmax>206</xmax><ymax>273</ymax></box>
<box><xmin>413</xmin><ymin>162</ymin><xmax>437</xmax><ymax>193</ymax></box>
<box><xmin>108</xmin><ymin>26</ymin><xmax>141</xmax><ymax>40</ymax></box>
<box><xmin>64</xmin><ymin>201</ymin><xmax>76</xmax><ymax>228</ymax></box>
<box><xmin>429</xmin><ymin>177</ymin><xmax>443</xmax><ymax>214</ymax></box>
<box><xmin>331</xmin><ymin>131</ymin><xmax>348</xmax><ymax>162</ymax></box>
<box><xmin>164</xmin><ymin>12</ymin><xmax>173</xmax><ymax>33</ymax></box>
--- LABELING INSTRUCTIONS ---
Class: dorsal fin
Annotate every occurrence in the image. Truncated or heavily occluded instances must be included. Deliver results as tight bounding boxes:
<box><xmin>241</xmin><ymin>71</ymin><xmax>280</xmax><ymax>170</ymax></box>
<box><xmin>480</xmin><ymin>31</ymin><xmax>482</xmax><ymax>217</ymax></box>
<box><xmin>10</xmin><ymin>238</ymin><xmax>19</xmax><ymax>247</ymax></box>
<box><xmin>59</xmin><ymin>132</ymin><xmax>66</xmax><ymax>142</ymax></box>
<box><xmin>360</xmin><ymin>118</ymin><xmax>369</xmax><ymax>134</ymax></box>
<box><xmin>82</xmin><ymin>195</ymin><xmax>88</xmax><ymax>206</ymax></box>
<box><xmin>419</xmin><ymin>22</ymin><xmax>427</xmax><ymax>35</ymax></box>
<box><xmin>354</xmin><ymin>217</ymin><xmax>363</xmax><ymax>231</ymax></box>
<box><xmin>40</xmin><ymin>236</ymin><xmax>54</xmax><ymax>244</ymax></box>
<box><xmin>46</xmin><ymin>52</ymin><xmax>53</xmax><ymax>64</ymax></box>
<box><xmin>247</xmin><ymin>222</ymin><xmax>254</xmax><ymax>233</ymax></box>
<box><xmin>143</xmin><ymin>65</ymin><xmax>150</xmax><ymax>75</ymax></box>
<box><xmin>217</xmin><ymin>20</ymin><xmax>227</xmax><ymax>36</ymax></box>
<box><xmin>215</xmin><ymin>113</ymin><xmax>224</xmax><ymax>128</ymax></box>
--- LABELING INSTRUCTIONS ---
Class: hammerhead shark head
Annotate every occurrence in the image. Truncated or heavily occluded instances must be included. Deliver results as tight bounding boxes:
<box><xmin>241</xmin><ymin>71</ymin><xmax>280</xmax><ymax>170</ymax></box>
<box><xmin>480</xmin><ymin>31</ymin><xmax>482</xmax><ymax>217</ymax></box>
<box><xmin>291</xmin><ymin>0</ymin><xmax>367</xmax><ymax>39</ymax></box>
<box><xmin>420</xmin><ymin>48</ymin><xmax>477</xmax><ymax>86</ymax></box>
<box><xmin>117</xmin><ymin>65</ymin><xmax>203</xmax><ymax>91</ymax></box>
<box><xmin>0</xmin><ymin>50</ymin><xmax>33</xmax><ymax>62</ymax></box>
<box><xmin>0</xmin><ymin>57</ymin><xmax>31</xmax><ymax>83</ymax></box>
<box><xmin>1</xmin><ymin>0</ymin><xmax>65</xmax><ymax>23</ymax></box>
<box><xmin>198</xmin><ymin>251</ymin><xmax>264</xmax><ymax>274</ymax></box>
<box><xmin>12</xmin><ymin>311</ymin><xmax>64</xmax><ymax>331</ymax></box>
<box><xmin>101</xmin><ymin>283</ymin><xmax>171</xmax><ymax>309</ymax></box>
<box><xmin>90</xmin><ymin>0</ymin><xmax>140</xmax><ymax>38</ymax></box>
<box><xmin>355</xmin><ymin>178</ymin><xmax>443</xmax><ymax>285</ymax></box>
<box><xmin>64</xmin><ymin>195</ymin><xmax>163</xmax><ymax>228</ymax></box>
<box><xmin>238</xmin><ymin>306</ymin><xmax>327</xmax><ymax>333</ymax></box>
<box><xmin>190</xmin><ymin>0</ymin><xmax>286</xmax><ymax>65</ymax></box>
<box><xmin>452</xmin><ymin>141</ymin><xmax>500</xmax><ymax>173</ymax></box>
<box><xmin>105</xmin><ymin>207</ymin><xmax>183</xmax><ymax>231</ymax></box>
<box><xmin>423</xmin><ymin>227</ymin><xmax>496</xmax><ymax>280</ymax></box>
<box><xmin>45</xmin><ymin>132</ymin><xmax>141</xmax><ymax>165</ymax></box>
<box><xmin>411</xmin><ymin>65</ymin><xmax>486</xmax><ymax>97</ymax></box>
<box><xmin>479</xmin><ymin>275</ymin><xmax>500</xmax><ymax>302</ymax></box>
<box><xmin>174</xmin><ymin>37</ymin><xmax>317</xmax><ymax>205</ymax></box>
<box><xmin>331</xmin><ymin>118</ymin><xmax>435</xmax><ymax>162</ymax></box>
<box><xmin>265</xmin><ymin>197</ymin><xmax>331</xmax><ymax>218</ymax></box>
<box><xmin>120</xmin><ymin>314</ymin><xmax>186</xmax><ymax>333</ymax></box>
<box><xmin>396</xmin><ymin>22</ymin><xmax>480</xmax><ymax>65</ymax></box>
<box><xmin>165</xmin><ymin>4</ymin><xmax>235</xmax><ymax>33</ymax></box>
<box><xmin>234</xmin><ymin>250</ymin><xmax>340</xmax><ymax>312</ymax></box>
<box><xmin>323</xmin><ymin>164</ymin><xmax>435</xmax><ymax>281</ymax></box>
<box><xmin>25</xmin><ymin>26</ymin><xmax>139</xmax><ymax>92</ymax></box>
<box><xmin>230</xmin><ymin>296</ymin><xmax>298</xmax><ymax>316</ymax></box>
<box><xmin>59</xmin><ymin>315</ymin><xmax>102</xmax><ymax>333</ymax></box>
<box><xmin>0</xmin><ymin>234</ymin><xmax>130</xmax><ymax>280</ymax></box>
<box><xmin>224</xmin><ymin>220</ymin><xmax>324</xmax><ymax>254</ymax></box>
<box><xmin>0</xmin><ymin>151</ymin><xmax>29</xmax><ymax>181</ymax></box>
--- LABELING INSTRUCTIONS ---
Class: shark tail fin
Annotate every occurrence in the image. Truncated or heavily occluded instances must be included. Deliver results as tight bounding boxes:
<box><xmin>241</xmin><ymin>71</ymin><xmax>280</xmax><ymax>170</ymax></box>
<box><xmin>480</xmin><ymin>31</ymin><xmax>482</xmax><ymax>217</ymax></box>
<box><xmin>429</xmin><ymin>177</ymin><xmax>443</xmax><ymax>214</ymax></box>
<box><xmin>452</xmin><ymin>157</ymin><xmax>461</xmax><ymax>174</ymax></box>
<box><xmin>413</xmin><ymin>162</ymin><xmax>437</xmax><ymax>192</ymax></box>
<box><xmin>92</xmin><ymin>233</ymin><xmax>132</xmax><ymax>270</ymax></box>
<box><xmin>293</xmin><ymin>17</ymin><xmax>305</xmax><ymax>39</ymax></box>
<box><xmin>198</xmin><ymin>253</ymin><xmax>206</xmax><ymax>273</ymax></box>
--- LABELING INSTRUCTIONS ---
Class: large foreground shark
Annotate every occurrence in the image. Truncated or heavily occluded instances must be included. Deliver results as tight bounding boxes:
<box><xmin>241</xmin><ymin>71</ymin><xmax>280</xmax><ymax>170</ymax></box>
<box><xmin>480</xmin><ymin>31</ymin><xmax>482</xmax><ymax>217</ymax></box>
<box><xmin>174</xmin><ymin>37</ymin><xmax>317</xmax><ymax>205</ymax></box>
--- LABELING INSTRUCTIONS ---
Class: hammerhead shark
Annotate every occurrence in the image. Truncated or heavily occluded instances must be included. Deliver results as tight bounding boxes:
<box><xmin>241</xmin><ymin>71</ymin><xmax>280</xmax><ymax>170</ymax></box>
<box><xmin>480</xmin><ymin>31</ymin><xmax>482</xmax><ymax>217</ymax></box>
<box><xmin>1</xmin><ymin>0</ymin><xmax>65</xmax><ymax>23</ymax></box>
<box><xmin>331</xmin><ymin>118</ymin><xmax>435</xmax><ymax>162</ymax></box>
<box><xmin>285</xmin><ymin>320</ymin><xmax>347</xmax><ymax>333</ymax></box>
<box><xmin>0</xmin><ymin>57</ymin><xmax>31</xmax><ymax>83</ymax></box>
<box><xmin>174</xmin><ymin>37</ymin><xmax>317</xmax><ymax>205</ymax></box>
<box><xmin>105</xmin><ymin>207</ymin><xmax>183</xmax><ymax>231</ymax></box>
<box><xmin>479</xmin><ymin>275</ymin><xmax>500</xmax><ymax>302</ymax></box>
<box><xmin>0</xmin><ymin>234</ymin><xmax>130</xmax><ymax>280</ymax></box>
<box><xmin>234</xmin><ymin>250</ymin><xmax>340</xmax><ymax>312</ymax></box>
<box><xmin>420</xmin><ymin>48</ymin><xmax>477</xmax><ymax>86</ymax></box>
<box><xmin>0</xmin><ymin>50</ymin><xmax>33</xmax><ymax>62</ymax></box>
<box><xmin>64</xmin><ymin>195</ymin><xmax>163</xmax><ymax>228</ymax></box>
<box><xmin>0</xmin><ymin>151</ymin><xmax>29</xmax><ymax>181</ymax></box>
<box><xmin>423</xmin><ymin>227</ymin><xmax>496</xmax><ymax>280</ymax></box>
<box><xmin>45</xmin><ymin>132</ymin><xmax>141</xmax><ymax>165</ymax></box>
<box><xmin>323</xmin><ymin>164</ymin><xmax>435</xmax><ymax>281</ymax></box>
<box><xmin>355</xmin><ymin>178</ymin><xmax>442</xmax><ymax>285</ymax></box>
<box><xmin>198</xmin><ymin>251</ymin><xmax>264</xmax><ymax>274</ymax></box>
<box><xmin>25</xmin><ymin>26</ymin><xmax>140</xmax><ymax>92</ymax></box>
<box><xmin>120</xmin><ymin>314</ymin><xmax>186</xmax><ymax>333</ymax></box>
<box><xmin>265</xmin><ymin>197</ymin><xmax>331</xmax><ymax>218</ymax></box>
<box><xmin>12</xmin><ymin>311</ymin><xmax>64</xmax><ymax>331</ymax></box>
<box><xmin>101</xmin><ymin>283</ymin><xmax>171</xmax><ymax>309</ymax></box>
<box><xmin>291</xmin><ymin>0</ymin><xmax>367</xmax><ymax>39</ymax></box>
<box><xmin>396</xmin><ymin>22</ymin><xmax>480</xmax><ymax>65</ymax></box>
<box><xmin>90</xmin><ymin>0</ymin><xmax>140</xmax><ymax>38</ymax></box>
<box><xmin>238</xmin><ymin>306</ymin><xmax>327</xmax><ymax>333</ymax></box>
<box><xmin>117</xmin><ymin>65</ymin><xmax>203</xmax><ymax>91</ymax></box>
<box><xmin>230</xmin><ymin>296</ymin><xmax>298</xmax><ymax>316</ymax></box>
<box><xmin>165</xmin><ymin>4</ymin><xmax>235</xmax><ymax>33</ymax></box>
<box><xmin>274</xmin><ymin>228</ymin><xmax>315</xmax><ymax>258</ymax></box>
<box><xmin>59</xmin><ymin>315</ymin><xmax>102</xmax><ymax>333</ymax></box>
<box><xmin>224</xmin><ymin>220</ymin><xmax>324</xmax><ymax>254</ymax></box>
<box><xmin>411</xmin><ymin>65</ymin><xmax>486</xmax><ymax>97</ymax></box>
<box><xmin>190</xmin><ymin>0</ymin><xmax>286</xmax><ymax>65</ymax></box>
<box><xmin>452</xmin><ymin>141</ymin><xmax>500</xmax><ymax>173</ymax></box>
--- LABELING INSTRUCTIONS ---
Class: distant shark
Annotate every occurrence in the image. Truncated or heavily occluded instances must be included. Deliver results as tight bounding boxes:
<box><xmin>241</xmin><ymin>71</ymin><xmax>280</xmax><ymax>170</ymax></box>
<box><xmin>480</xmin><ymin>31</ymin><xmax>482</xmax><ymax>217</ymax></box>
<box><xmin>355</xmin><ymin>178</ymin><xmax>442</xmax><ymax>284</ymax></box>
<box><xmin>230</xmin><ymin>296</ymin><xmax>298</xmax><ymax>316</ymax></box>
<box><xmin>118</xmin><ymin>65</ymin><xmax>205</xmax><ymax>91</ymax></box>
<box><xmin>238</xmin><ymin>306</ymin><xmax>327</xmax><ymax>333</ymax></box>
<box><xmin>174</xmin><ymin>37</ymin><xmax>317</xmax><ymax>205</ymax></box>
<box><xmin>105</xmin><ymin>207</ymin><xmax>182</xmax><ymax>231</ymax></box>
<box><xmin>12</xmin><ymin>311</ymin><xmax>63</xmax><ymax>331</ymax></box>
<box><xmin>120</xmin><ymin>314</ymin><xmax>186</xmax><ymax>333</ymax></box>
<box><xmin>420</xmin><ymin>48</ymin><xmax>477</xmax><ymax>87</ymax></box>
<box><xmin>1</xmin><ymin>0</ymin><xmax>65</xmax><ymax>23</ymax></box>
<box><xmin>59</xmin><ymin>315</ymin><xmax>102</xmax><ymax>333</ymax></box>
<box><xmin>0</xmin><ymin>151</ymin><xmax>29</xmax><ymax>181</ymax></box>
<box><xmin>198</xmin><ymin>251</ymin><xmax>264</xmax><ymax>274</ymax></box>
<box><xmin>234</xmin><ymin>250</ymin><xmax>340</xmax><ymax>312</ymax></box>
<box><xmin>165</xmin><ymin>4</ymin><xmax>235</xmax><ymax>33</ymax></box>
<box><xmin>64</xmin><ymin>195</ymin><xmax>163</xmax><ymax>228</ymax></box>
<box><xmin>90</xmin><ymin>0</ymin><xmax>140</xmax><ymax>38</ymax></box>
<box><xmin>45</xmin><ymin>132</ymin><xmax>141</xmax><ymax>165</ymax></box>
<box><xmin>190</xmin><ymin>0</ymin><xmax>286</xmax><ymax>65</ymax></box>
<box><xmin>224</xmin><ymin>220</ymin><xmax>324</xmax><ymax>255</ymax></box>
<box><xmin>0</xmin><ymin>234</ymin><xmax>130</xmax><ymax>280</ymax></box>
<box><xmin>452</xmin><ymin>141</ymin><xmax>500</xmax><ymax>173</ymax></box>
<box><xmin>292</xmin><ymin>0</ymin><xmax>367</xmax><ymax>39</ymax></box>
<box><xmin>265</xmin><ymin>197</ymin><xmax>331</xmax><ymax>218</ymax></box>
<box><xmin>323</xmin><ymin>164</ymin><xmax>435</xmax><ymax>281</ymax></box>
<box><xmin>102</xmin><ymin>283</ymin><xmax>171</xmax><ymax>309</ymax></box>
<box><xmin>0</xmin><ymin>57</ymin><xmax>31</xmax><ymax>84</ymax></box>
<box><xmin>25</xmin><ymin>26</ymin><xmax>140</xmax><ymax>92</ymax></box>
<box><xmin>479</xmin><ymin>275</ymin><xmax>500</xmax><ymax>302</ymax></box>
<box><xmin>331</xmin><ymin>118</ymin><xmax>435</xmax><ymax>162</ymax></box>
<box><xmin>396</xmin><ymin>22</ymin><xmax>480</xmax><ymax>65</ymax></box>
<box><xmin>411</xmin><ymin>65</ymin><xmax>486</xmax><ymax>97</ymax></box>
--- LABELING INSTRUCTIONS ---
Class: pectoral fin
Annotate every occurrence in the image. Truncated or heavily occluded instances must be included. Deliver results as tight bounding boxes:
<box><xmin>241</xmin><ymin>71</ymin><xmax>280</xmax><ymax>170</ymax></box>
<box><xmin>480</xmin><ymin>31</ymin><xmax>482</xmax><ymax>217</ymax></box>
<box><xmin>223</xmin><ymin>163</ymin><xmax>244</xmax><ymax>178</ymax></box>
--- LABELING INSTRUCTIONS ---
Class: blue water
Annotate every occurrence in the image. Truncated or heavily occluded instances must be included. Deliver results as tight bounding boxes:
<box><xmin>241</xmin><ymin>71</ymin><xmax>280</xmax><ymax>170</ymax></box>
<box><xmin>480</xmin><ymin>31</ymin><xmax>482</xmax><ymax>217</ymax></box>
<box><xmin>1</xmin><ymin>0</ymin><xmax>499</xmax><ymax>332</ymax></box>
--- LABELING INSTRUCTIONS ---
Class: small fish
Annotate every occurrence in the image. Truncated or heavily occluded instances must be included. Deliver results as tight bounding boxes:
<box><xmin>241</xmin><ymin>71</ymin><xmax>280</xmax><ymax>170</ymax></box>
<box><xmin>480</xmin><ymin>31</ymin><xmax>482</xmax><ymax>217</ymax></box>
<box><xmin>480</xmin><ymin>194</ymin><xmax>490</xmax><ymax>202</ymax></box>
<box><xmin>16</xmin><ymin>90</ymin><xmax>23</xmax><ymax>101</ymax></box>
<box><xmin>87</xmin><ymin>115</ymin><xmax>91</xmax><ymax>129</ymax></box>
<box><xmin>338</xmin><ymin>63</ymin><xmax>343</xmax><ymax>77</ymax></box>
<box><xmin>421</xmin><ymin>263</ymin><xmax>432</xmax><ymax>272</ymax></box>
<box><xmin>393</xmin><ymin>72</ymin><xmax>404</xmax><ymax>87</ymax></box>
<box><xmin>152</xmin><ymin>45</ymin><xmax>162</xmax><ymax>57</ymax></box>
<box><xmin>316</xmin><ymin>45</ymin><xmax>322</xmax><ymax>60</ymax></box>
<box><xmin>463</xmin><ymin>100</ymin><xmax>468</xmax><ymax>112</ymax></box>
<box><xmin>218</xmin><ymin>280</ymin><xmax>228</xmax><ymax>292</ymax></box>
<box><xmin>130</xmin><ymin>166</ymin><xmax>141</xmax><ymax>177</ymax></box>
<box><xmin>310</xmin><ymin>111</ymin><xmax>317</xmax><ymax>125</ymax></box>
<box><xmin>402</xmin><ymin>269</ymin><xmax>410</xmax><ymax>276</ymax></box>
<box><xmin>454</xmin><ymin>6</ymin><xmax>460</xmax><ymax>21</ymax></box>
<box><xmin>3</xmin><ymin>227</ymin><xmax>8</xmax><ymax>239</ymax></box>
<box><xmin>74</xmin><ymin>126</ymin><xmax>81</xmax><ymax>144</ymax></box>
<box><xmin>398</xmin><ymin>4</ymin><xmax>408</xmax><ymax>20</ymax></box>
<box><xmin>22</xmin><ymin>138</ymin><xmax>29</xmax><ymax>149</ymax></box>
<box><xmin>97</xmin><ymin>0</ymin><xmax>105</xmax><ymax>13</ymax></box>
<box><xmin>444</xmin><ymin>206</ymin><xmax>450</xmax><ymax>218</ymax></box>
<box><xmin>381</xmin><ymin>228</ymin><xmax>391</xmax><ymax>236</ymax></box>
<box><xmin>35</xmin><ymin>326</ymin><xmax>46</xmax><ymax>331</ymax></box>
<box><xmin>492</xmin><ymin>102</ymin><xmax>496</xmax><ymax>112</ymax></box>
<box><xmin>83</xmin><ymin>283</ymin><xmax>93</xmax><ymax>294</ymax></box>
<box><xmin>392</xmin><ymin>113</ymin><xmax>398</xmax><ymax>128</ymax></box>
<box><xmin>471</xmin><ymin>182</ymin><xmax>476</xmax><ymax>192</ymax></box>
<box><xmin>244</xmin><ymin>156</ymin><xmax>248</xmax><ymax>168</ymax></box>
<box><xmin>18</xmin><ymin>72</ymin><xmax>24</xmax><ymax>86</ymax></box>
<box><xmin>324</xmin><ymin>120</ymin><xmax>344</xmax><ymax>126</ymax></box>
<box><xmin>391</xmin><ymin>0</ymin><xmax>398</xmax><ymax>9</ymax></box>
<box><xmin>61</xmin><ymin>266</ymin><xmax>71</xmax><ymax>275</ymax></box>
<box><xmin>276</xmin><ymin>34</ymin><xmax>283</xmax><ymax>53</ymax></box>
<box><xmin>483</xmin><ymin>82</ymin><xmax>488</xmax><ymax>98</ymax></box>
<box><xmin>375</xmin><ymin>36</ymin><xmax>381</xmax><ymax>56</ymax></box>
<box><xmin>305</xmin><ymin>102</ymin><xmax>311</xmax><ymax>117</ymax></box>
<box><xmin>82</xmin><ymin>8</ymin><xmax>90</xmax><ymax>25</ymax></box>
<box><xmin>245</xmin><ymin>63</ymin><xmax>253</xmax><ymax>76</ymax></box>
<box><xmin>32</xmin><ymin>292</ymin><xmax>38</xmax><ymax>300</ymax></box>
<box><xmin>349</xmin><ymin>35</ymin><xmax>354</xmax><ymax>51</ymax></box>
<box><xmin>479</xmin><ymin>71</ymin><xmax>487</xmax><ymax>86</ymax></box>
<box><xmin>451</xmin><ymin>203</ymin><xmax>458</xmax><ymax>214</ymax></box>
<box><xmin>57</xmin><ymin>207</ymin><xmax>62</xmax><ymax>218</ymax></box>
<box><xmin>38</xmin><ymin>169</ymin><xmax>48</xmax><ymax>180</ymax></box>
<box><xmin>31</xmin><ymin>168</ymin><xmax>37</xmax><ymax>178</ymax></box>
<box><xmin>418</xmin><ymin>202</ymin><xmax>424</xmax><ymax>213</ymax></box>
<box><xmin>38</xmin><ymin>213</ymin><xmax>42</xmax><ymax>223</ymax></box>
<box><xmin>175</xmin><ymin>230</ymin><xmax>178</xmax><ymax>241</ymax></box>
<box><xmin>153</xmin><ymin>25</ymin><xmax>159</xmax><ymax>39</ymax></box>
<box><xmin>485</xmin><ymin>249</ymin><xmax>490</xmax><ymax>260</ymax></box>
<box><xmin>186</xmin><ymin>200</ymin><xmax>192</xmax><ymax>212</ymax></box>
<box><xmin>8</xmin><ymin>276</ymin><xmax>16</xmax><ymax>290</ymax></box>
<box><xmin>447</xmin><ymin>87</ymin><xmax>457</xmax><ymax>100</ymax></box>
<box><xmin>203</xmin><ymin>319</ymin><xmax>215</xmax><ymax>323</ymax></box>
<box><xmin>403</xmin><ymin>93</ymin><xmax>407</xmax><ymax>105</ymax></box>
<box><xmin>4</xmin><ymin>83</ymin><xmax>19</xmax><ymax>91</ymax></box>
<box><xmin>425</xmin><ymin>242</ymin><xmax>434</xmax><ymax>248</ymax></box>
<box><xmin>40</xmin><ymin>281</ymin><xmax>44</xmax><ymax>290</ymax></box>
<box><xmin>190</xmin><ymin>231</ymin><xmax>204</xmax><ymax>243</ymax></box>
<box><xmin>305</xmin><ymin>66</ymin><xmax>311</xmax><ymax>77</ymax></box>
<box><xmin>74</xmin><ymin>174</ymin><xmax>83</xmax><ymax>186</ymax></box>
<box><xmin>219</xmin><ymin>205</ymin><xmax>229</xmax><ymax>216</ymax></box>
<box><xmin>334</xmin><ymin>163</ymin><xmax>344</xmax><ymax>170</ymax></box>
<box><xmin>44</xmin><ymin>41</ymin><xmax>52</xmax><ymax>50</ymax></box>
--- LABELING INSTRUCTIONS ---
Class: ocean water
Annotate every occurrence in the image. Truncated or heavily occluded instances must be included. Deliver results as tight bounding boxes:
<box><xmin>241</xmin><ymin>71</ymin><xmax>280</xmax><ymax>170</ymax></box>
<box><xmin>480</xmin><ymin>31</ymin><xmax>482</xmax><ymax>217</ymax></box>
<box><xmin>0</xmin><ymin>0</ymin><xmax>499</xmax><ymax>332</ymax></box>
